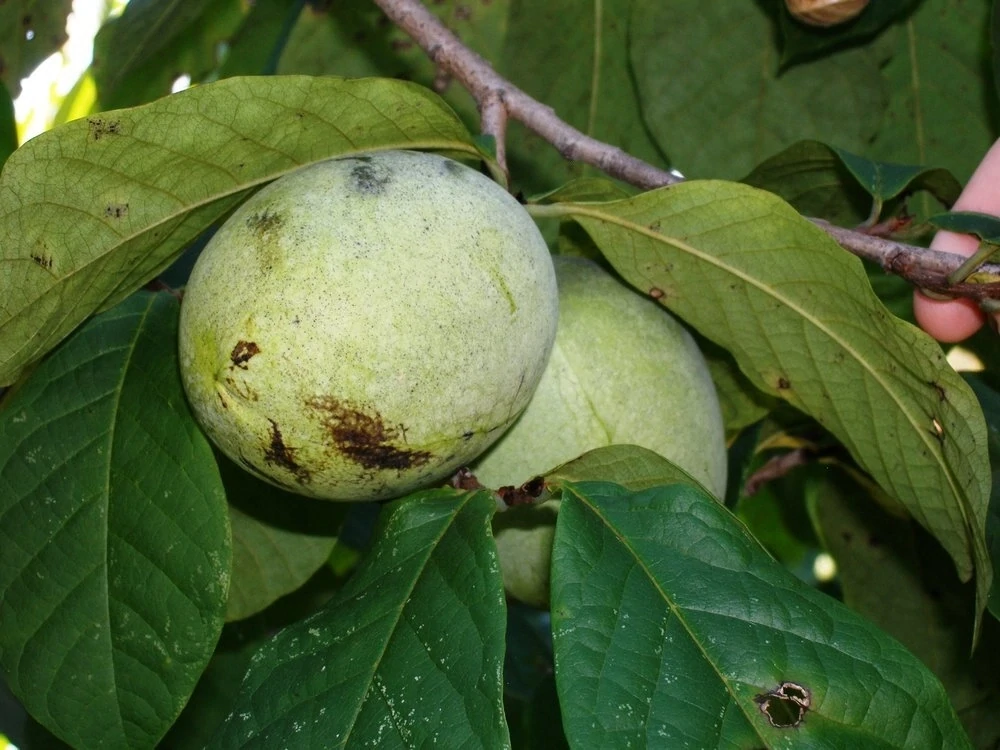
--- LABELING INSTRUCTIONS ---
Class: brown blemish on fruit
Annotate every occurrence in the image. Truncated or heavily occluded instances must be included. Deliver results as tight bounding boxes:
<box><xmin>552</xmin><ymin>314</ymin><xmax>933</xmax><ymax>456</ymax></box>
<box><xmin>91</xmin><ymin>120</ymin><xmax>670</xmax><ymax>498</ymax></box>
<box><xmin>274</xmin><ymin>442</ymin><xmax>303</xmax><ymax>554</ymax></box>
<box><xmin>229</xmin><ymin>340</ymin><xmax>260</xmax><ymax>369</ymax></box>
<box><xmin>88</xmin><ymin>117</ymin><xmax>122</xmax><ymax>140</ymax></box>
<box><xmin>263</xmin><ymin>419</ymin><xmax>310</xmax><ymax>484</ymax></box>
<box><xmin>245</xmin><ymin>209</ymin><xmax>282</xmax><ymax>236</ymax></box>
<box><xmin>104</xmin><ymin>203</ymin><xmax>128</xmax><ymax>219</ymax></box>
<box><xmin>306</xmin><ymin>395</ymin><xmax>432</xmax><ymax>471</ymax></box>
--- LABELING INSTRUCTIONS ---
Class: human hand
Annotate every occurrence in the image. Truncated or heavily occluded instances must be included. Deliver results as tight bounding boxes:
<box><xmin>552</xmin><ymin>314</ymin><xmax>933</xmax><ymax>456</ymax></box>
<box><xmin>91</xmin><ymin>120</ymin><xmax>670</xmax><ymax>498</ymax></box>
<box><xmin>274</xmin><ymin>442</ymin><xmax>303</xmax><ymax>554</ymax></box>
<box><xmin>912</xmin><ymin>138</ymin><xmax>1000</xmax><ymax>342</ymax></box>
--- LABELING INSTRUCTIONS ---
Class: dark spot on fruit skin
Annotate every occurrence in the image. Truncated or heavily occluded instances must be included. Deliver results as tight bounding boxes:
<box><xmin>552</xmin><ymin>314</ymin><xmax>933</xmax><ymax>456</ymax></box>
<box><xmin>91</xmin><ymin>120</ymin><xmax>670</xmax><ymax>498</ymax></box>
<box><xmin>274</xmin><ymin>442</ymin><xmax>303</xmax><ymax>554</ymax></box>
<box><xmin>462</xmin><ymin>430</ymin><xmax>474</xmax><ymax>440</ymax></box>
<box><xmin>350</xmin><ymin>162</ymin><xmax>391</xmax><ymax>194</ymax></box>
<box><xmin>88</xmin><ymin>118</ymin><xmax>122</xmax><ymax>141</ymax></box>
<box><xmin>306</xmin><ymin>395</ymin><xmax>432</xmax><ymax>471</ymax></box>
<box><xmin>263</xmin><ymin>419</ymin><xmax>311</xmax><ymax>484</ymax></box>
<box><xmin>217</xmin><ymin>392</ymin><xmax>228</xmax><ymax>410</ymax></box>
<box><xmin>229</xmin><ymin>340</ymin><xmax>260</xmax><ymax>369</ymax></box>
<box><xmin>245</xmin><ymin>209</ymin><xmax>282</xmax><ymax>236</ymax></box>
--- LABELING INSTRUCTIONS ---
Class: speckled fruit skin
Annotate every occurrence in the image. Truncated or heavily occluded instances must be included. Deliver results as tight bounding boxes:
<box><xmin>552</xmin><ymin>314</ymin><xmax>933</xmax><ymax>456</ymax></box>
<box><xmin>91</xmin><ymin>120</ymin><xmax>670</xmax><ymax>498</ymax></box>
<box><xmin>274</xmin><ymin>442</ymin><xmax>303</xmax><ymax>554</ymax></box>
<box><xmin>473</xmin><ymin>256</ymin><xmax>727</xmax><ymax>498</ymax></box>
<box><xmin>178</xmin><ymin>150</ymin><xmax>558</xmax><ymax>501</ymax></box>
<box><xmin>475</xmin><ymin>256</ymin><xmax>726</xmax><ymax>606</ymax></box>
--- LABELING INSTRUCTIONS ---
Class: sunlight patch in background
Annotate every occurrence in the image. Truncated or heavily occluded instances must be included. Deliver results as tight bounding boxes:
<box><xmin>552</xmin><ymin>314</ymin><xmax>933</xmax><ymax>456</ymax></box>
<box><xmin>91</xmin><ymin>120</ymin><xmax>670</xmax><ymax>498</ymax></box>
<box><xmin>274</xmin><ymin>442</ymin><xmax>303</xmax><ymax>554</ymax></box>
<box><xmin>13</xmin><ymin>0</ymin><xmax>127</xmax><ymax>142</ymax></box>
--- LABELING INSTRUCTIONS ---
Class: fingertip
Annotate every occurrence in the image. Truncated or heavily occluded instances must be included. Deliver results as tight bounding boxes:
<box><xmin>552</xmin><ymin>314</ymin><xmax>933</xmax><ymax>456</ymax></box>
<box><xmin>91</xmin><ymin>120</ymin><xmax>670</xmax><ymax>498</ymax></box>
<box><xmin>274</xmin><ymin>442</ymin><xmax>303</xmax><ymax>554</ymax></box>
<box><xmin>913</xmin><ymin>290</ymin><xmax>985</xmax><ymax>343</ymax></box>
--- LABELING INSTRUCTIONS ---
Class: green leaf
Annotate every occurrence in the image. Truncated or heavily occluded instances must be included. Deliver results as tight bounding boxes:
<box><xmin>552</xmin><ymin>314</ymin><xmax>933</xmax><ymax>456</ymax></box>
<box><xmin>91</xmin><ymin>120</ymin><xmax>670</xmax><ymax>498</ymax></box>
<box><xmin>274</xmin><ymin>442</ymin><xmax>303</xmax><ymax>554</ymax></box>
<box><xmin>742</xmin><ymin>140</ymin><xmax>873</xmax><ymax>227</ymax></box>
<box><xmin>0</xmin><ymin>0</ymin><xmax>72</xmax><ymax>98</ymax></box>
<box><xmin>0</xmin><ymin>74</ymin><xmax>479</xmax><ymax>387</ymax></box>
<box><xmin>870</xmin><ymin>0</ymin><xmax>997</xmax><ymax>187</ymax></box>
<box><xmin>221</xmin><ymin>454</ymin><xmax>346</xmax><ymax>622</ymax></box>
<box><xmin>550</xmin><ymin>444</ymin><xmax>705</xmax><ymax>494</ymax></box>
<box><xmin>964</xmin><ymin>374</ymin><xmax>1000</xmax><ymax>621</ymax></box>
<box><xmin>0</xmin><ymin>84</ymin><xmax>15</xmax><ymax>172</ymax></box>
<box><xmin>0</xmin><ymin>292</ymin><xmax>230</xmax><ymax>750</ymax></box>
<box><xmin>217</xmin><ymin>0</ymin><xmax>304</xmax><ymax>78</ymax></box>
<box><xmin>630</xmin><ymin>1</ymin><xmax>886</xmax><ymax>179</ymax></box>
<box><xmin>830</xmin><ymin>145</ymin><xmax>962</xmax><ymax>210</ymax></box>
<box><xmin>277</xmin><ymin>0</ymin><xmax>508</xmax><ymax>131</ymax></box>
<box><xmin>777</xmin><ymin>0</ymin><xmax>920</xmax><ymax>64</ymax></box>
<box><xmin>498</xmin><ymin>0</ymin><xmax>666</xmax><ymax>194</ymax></box>
<box><xmin>211</xmin><ymin>489</ymin><xmax>510</xmax><ymax>749</ymax></box>
<box><xmin>699</xmin><ymin>336</ymin><xmax>777</xmax><ymax>437</ymax></box>
<box><xmin>811</xmin><ymin>468</ymin><xmax>1000</xmax><ymax>748</ymax></box>
<box><xmin>929</xmin><ymin>211</ymin><xmax>1000</xmax><ymax>242</ymax></box>
<box><xmin>534</xmin><ymin>180</ymin><xmax>993</xmax><ymax>624</ymax></box>
<box><xmin>552</xmin><ymin>481</ymin><xmax>973</xmax><ymax>748</ymax></box>
<box><xmin>91</xmin><ymin>0</ymin><xmax>247</xmax><ymax>109</ymax></box>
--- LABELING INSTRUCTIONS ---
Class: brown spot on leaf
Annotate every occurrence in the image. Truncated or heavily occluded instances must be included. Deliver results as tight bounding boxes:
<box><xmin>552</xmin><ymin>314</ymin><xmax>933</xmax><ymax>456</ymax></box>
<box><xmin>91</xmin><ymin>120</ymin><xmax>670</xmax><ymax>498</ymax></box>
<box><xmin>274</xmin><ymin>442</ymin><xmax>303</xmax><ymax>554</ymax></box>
<box><xmin>649</xmin><ymin>287</ymin><xmax>664</xmax><ymax>300</ymax></box>
<box><xmin>263</xmin><ymin>419</ymin><xmax>310</xmax><ymax>484</ymax></box>
<box><xmin>455</xmin><ymin>4</ymin><xmax>472</xmax><ymax>20</ymax></box>
<box><xmin>30</xmin><ymin>253</ymin><xmax>52</xmax><ymax>270</ymax></box>
<box><xmin>306</xmin><ymin>395</ymin><xmax>432</xmax><ymax>471</ymax></box>
<box><xmin>104</xmin><ymin>203</ymin><xmax>128</xmax><ymax>219</ymax></box>
<box><xmin>755</xmin><ymin>682</ymin><xmax>810</xmax><ymax>728</ymax></box>
<box><xmin>229</xmin><ymin>340</ymin><xmax>260</xmax><ymax>369</ymax></box>
<box><xmin>929</xmin><ymin>381</ymin><xmax>948</xmax><ymax>402</ymax></box>
<box><xmin>88</xmin><ymin>118</ymin><xmax>122</xmax><ymax>141</ymax></box>
<box><xmin>777</xmin><ymin>377</ymin><xmax>791</xmax><ymax>390</ymax></box>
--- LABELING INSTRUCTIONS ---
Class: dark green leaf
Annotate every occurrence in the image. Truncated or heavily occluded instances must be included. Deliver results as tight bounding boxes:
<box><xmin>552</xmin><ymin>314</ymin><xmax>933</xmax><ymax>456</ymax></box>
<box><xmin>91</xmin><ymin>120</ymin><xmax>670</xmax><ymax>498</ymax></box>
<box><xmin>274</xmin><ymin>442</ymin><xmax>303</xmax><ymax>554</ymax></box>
<box><xmin>277</xmin><ymin>0</ymin><xmax>508</xmax><ymax>131</ymax></box>
<box><xmin>830</xmin><ymin>145</ymin><xmax>962</xmax><ymax>208</ymax></box>
<box><xmin>211</xmin><ymin>489</ymin><xmax>510</xmax><ymax>749</ymax></box>
<box><xmin>0</xmin><ymin>0</ymin><xmax>72</xmax><ymax>98</ymax></box>
<box><xmin>534</xmin><ymin>180</ymin><xmax>993</xmax><ymax>623</ymax></box>
<box><xmin>778</xmin><ymin>0</ymin><xmax>920</xmax><ymax>64</ymax></box>
<box><xmin>869</xmin><ymin>0</ymin><xmax>997</xmax><ymax>188</ymax></box>
<box><xmin>499</xmin><ymin>0</ymin><xmax>666</xmax><ymax>194</ymax></box>
<box><xmin>0</xmin><ymin>292</ymin><xmax>230</xmax><ymax>750</ymax></box>
<box><xmin>0</xmin><ymin>84</ymin><xmax>16</xmax><ymax>169</ymax></box>
<box><xmin>630</xmin><ymin>0</ymin><xmax>886</xmax><ymax>179</ymax></box>
<box><xmin>742</xmin><ymin>140</ymin><xmax>873</xmax><ymax>227</ymax></box>
<box><xmin>812</xmin><ymin>467</ymin><xmax>1000</xmax><ymax>748</ymax></box>
<box><xmin>0</xmin><ymin>75</ymin><xmax>480</xmax><ymax>386</ymax></box>
<box><xmin>929</xmin><ymin>211</ymin><xmax>1000</xmax><ymax>243</ymax></box>
<box><xmin>552</xmin><ymin>481</ymin><xmax>973</xmax><ymax>748</ymax></box>
<box><xmin>92</xmin><ymin>0</ymin><xmax>247</xmax><ymax>109</ymax></box>
<box><xmin>217</xmin><ymin>0</ymin><xmax>305</xmax><ymax>78</ymax></box>
<box><xmin>698</xmin><ymin>336</ymin><xmax>777</xmax><ymax>437</ymax></box>
<box><xmin>964</xmin><ymin>374</ymin><xmax>1000</xmax><ymax>621</ymax></box>
<box><xmin>220</xmin><ymin>454</ymin><xmax>346</xmax><ymax>622</ymax></box>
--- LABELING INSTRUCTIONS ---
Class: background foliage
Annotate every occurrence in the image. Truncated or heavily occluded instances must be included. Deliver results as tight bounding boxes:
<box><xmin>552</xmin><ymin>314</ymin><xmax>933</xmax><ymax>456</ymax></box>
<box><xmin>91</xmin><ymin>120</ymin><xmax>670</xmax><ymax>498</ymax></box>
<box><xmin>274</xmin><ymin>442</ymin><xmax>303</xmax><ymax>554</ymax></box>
<box><xmin>2</xmin><ymin>0</ymin><xmax>1000</xmax><ymax>748</ymax></box>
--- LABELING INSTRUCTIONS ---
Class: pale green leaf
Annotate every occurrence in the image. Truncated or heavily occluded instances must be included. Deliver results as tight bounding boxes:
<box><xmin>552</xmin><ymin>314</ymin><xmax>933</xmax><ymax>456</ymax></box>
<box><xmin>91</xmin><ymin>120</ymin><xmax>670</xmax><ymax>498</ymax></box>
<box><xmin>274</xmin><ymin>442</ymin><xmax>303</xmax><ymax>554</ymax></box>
<box><xmin>551</xmin><ymin>444</ymin><xmax>707</xmax><ymax>494</ymax></box>
<box><xmin>630</xmin><ymin>0</ymin><xmax>887</xmax><ymax>179</ymax></box>
<box><xmin>0</xmin><ymin>75</ymin><xmax>479</xmax><ymax>386</ymax></box>
<box><xmin>533</xmin><ymin>180</ymin><xmax>992</xmax><ymax>623</ymax></box>
<box><xmin>0</xmin><ymin>292</ymin><xmax>230</xmax><ymax>750</ymax></box>
<box><xmin>211</xmin><ymin>489</ymin><xmax>510</xmax><ymax>749</ymax></box>
<box><xmin>552</xmin><ymin>481</ymin><xmax>973</xmax><ymax>748</ymax></box>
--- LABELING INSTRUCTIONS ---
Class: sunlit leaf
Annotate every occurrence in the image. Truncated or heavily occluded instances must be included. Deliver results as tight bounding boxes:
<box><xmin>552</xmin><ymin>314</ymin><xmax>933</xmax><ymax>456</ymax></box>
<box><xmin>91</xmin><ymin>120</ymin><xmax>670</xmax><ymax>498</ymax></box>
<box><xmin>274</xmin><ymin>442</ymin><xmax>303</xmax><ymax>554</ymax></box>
<box><xmin>552</xmin><ymin>481</ymin><xmax>972</xmax><ymax>748</ymax></box>
<box><xmin>0</xmin><ymin>292</ymin><xmax>230</xmax><ymax>750</ymax></box>
<box><xmin>630</xmin><ymin>0</ymin><xmax>886</xmax><ymax>179</ymax></box>
<box><xmin>0</xmin><ymin>74</ymin><xmax>480</xmax><ymax>386</ymax></box>
<box><xmin>533</xmin><ymin>180</ymin><xmax>992</xmax><ymax>623</ymax></box>
<box><xmin>211</xmin><ymin>489</ymin><xmax>510</xmax><ymax>749</ymax></box>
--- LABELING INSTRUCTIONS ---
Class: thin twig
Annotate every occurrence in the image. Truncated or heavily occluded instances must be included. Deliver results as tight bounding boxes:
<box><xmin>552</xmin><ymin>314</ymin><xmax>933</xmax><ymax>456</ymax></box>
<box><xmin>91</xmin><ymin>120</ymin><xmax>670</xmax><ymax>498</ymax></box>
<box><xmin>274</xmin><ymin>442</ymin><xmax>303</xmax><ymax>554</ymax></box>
<box><xmin>373</xmin><ymin>0</ymin><xmax>1000</xmax><ymax>302</ymax></box>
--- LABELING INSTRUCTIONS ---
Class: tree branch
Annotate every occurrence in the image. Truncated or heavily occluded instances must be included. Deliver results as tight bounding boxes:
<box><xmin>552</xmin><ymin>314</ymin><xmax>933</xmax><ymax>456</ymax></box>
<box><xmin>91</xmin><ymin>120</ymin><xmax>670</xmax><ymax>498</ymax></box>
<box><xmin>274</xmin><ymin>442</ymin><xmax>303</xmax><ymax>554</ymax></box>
<box><xmin>372</xmin><ymin>0</ymin><xmax>1000</xmax><ymax>303</ymax></box>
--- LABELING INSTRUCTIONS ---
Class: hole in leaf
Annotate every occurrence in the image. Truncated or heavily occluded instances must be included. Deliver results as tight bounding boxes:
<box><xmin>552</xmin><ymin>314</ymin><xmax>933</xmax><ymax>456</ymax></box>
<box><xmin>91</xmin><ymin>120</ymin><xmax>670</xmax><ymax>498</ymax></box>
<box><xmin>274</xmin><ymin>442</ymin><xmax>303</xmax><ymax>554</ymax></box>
<box><xmin>754</xmin><ymin>681</ymin><xmax>810</xmax><ymax>728</ymax></box>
